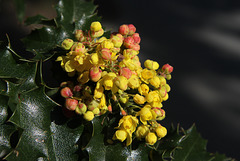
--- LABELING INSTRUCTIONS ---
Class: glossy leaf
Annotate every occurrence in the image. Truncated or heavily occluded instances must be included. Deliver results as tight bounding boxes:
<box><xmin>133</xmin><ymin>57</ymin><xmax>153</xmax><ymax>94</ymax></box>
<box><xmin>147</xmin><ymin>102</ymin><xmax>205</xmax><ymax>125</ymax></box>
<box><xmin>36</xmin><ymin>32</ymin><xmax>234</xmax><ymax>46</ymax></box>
<box><xmin>5</xmin><ymin>87</ymin><xmax>83</xmax><ymax>161</ymax></box>
<box><xmin>24</xmin><ymin>15</ymin><xmax>56</xmax><ymax>26</ymax></box>
<box><xmin>85</xmin><ymin>115</ymin><xmax>151</xmax><ymax>161</ymax></box>
<box><xmin>172</xmin><ymin>124</ymin><xmax>214</xmax><ymax>161</ymax></box>
<box><xmin>22</xmin><ymin>26</ymin><xmax>71</xmax><ymax>60</ymax></box>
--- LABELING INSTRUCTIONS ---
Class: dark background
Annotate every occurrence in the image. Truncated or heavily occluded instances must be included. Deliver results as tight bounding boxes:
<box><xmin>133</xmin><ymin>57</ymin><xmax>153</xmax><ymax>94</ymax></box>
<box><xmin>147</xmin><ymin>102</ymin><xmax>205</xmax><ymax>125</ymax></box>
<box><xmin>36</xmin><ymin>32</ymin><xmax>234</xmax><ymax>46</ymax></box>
<box><xmin>1</xmin><ymin>0</ymin><xmax>240</xmax><ymax>160</ymax></box>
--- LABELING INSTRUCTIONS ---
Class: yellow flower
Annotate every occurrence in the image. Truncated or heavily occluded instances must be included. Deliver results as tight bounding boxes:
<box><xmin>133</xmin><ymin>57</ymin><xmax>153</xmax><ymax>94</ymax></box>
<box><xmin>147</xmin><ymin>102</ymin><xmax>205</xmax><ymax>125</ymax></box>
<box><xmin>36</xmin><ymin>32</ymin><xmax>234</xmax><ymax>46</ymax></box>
<box><xmin>117</xmin><ymin>115</ymin><xmax>139</xmax><ymax>133</ymax></box>
<box><xmin>138</xmin><ymin>84</ymin><xmax>149</xmax><ymax>96</ymax></box>
<box><xmin>128</xmin><ymin>75</ymin><xmax>141</xmax><ymax>89</ymax></box>
<box><xmin>159</xmin><ymin>75</ymin><xmax>166</xmax><ymax>85</ymax></box>
<box><xmin>98</xmin><ymin>94</ymin><xmax>107</xmax><ymax>110</ymax></box>
<box><xmin>155</xmin><ymin>126</ymin><xmax>167</xmax><ymax>138</ymax></box>
<box><xmin>135</xmin><ymin>125</ymin><xmax>149</xmax><ymax>139</ymax></box>
<box><xmin>94</xmin><ymin>85</ymin><xmax>104</xmax><ymax>99</ymax></box>
<box><xmin>144</xmin><ymin>59</ymin><xmax>159</xmax><ymax>70</ymax></box>
<box><xmin>113</xmin><ymin>129</ymin><xmax>132</xmax><ymax>146</ymax></box>
<box><xmin>149</xmin><ymin>76</ymin><xmax>160</xmax><ymax>88</ymax></box>
<box><xmin>101</xmin><ymin>40</ymin><xmax>114</xmax><ymax>49</ymax></box>
<box><xmin>114</xmin><ymin>76</ymin><xmax>128</xmax><ymax>91</ymax></box>
<box><xmin>64</xmin><ymin>60</ymin><xmax>75</xmax><ymax>72</ymax></box>
<box><xmin>136</xmin><ymin>106</ymin><xmax>153</xmax><ymax>125</ymax></box>
<box><xmin>146</xmin><ymin>90</ymin><xmax>162</xmax><ymax>107</ymax></box>
<box><xmin>83</xmin><ymin>111</ymin><xmax>94</xmax><ymax>121</ymax></box>
<box><xmin>133</xmin><ymin>94</ymin><xmax>146</xmax><ymax>104</ymax></box>
<box><xmin>145</xmin><ymin>132</ymin><xmax>157</xmax><ymax>145</ymax></box>
<box><xmin>113</xmin><ymin>129</ymin><xmax>127</xmax><ymax>142</ymax></box>
<box><xmin>102</xmin><ymin>72</ymin><xmax>117</xmax><ymax>90</ymax></box>
<box><xmin>140</xmin><ymin>68</ymin><xmax>155</xmax><ymax>82</ymax></box>
<box><xmin>90</xmin><ymin>21</ymin><xmax>102</xmax><ymax>32</ymax></box>
<box><xmin>90</xmin><ymin>53</ymin><xmax>99</xmax><ymax>65</ymax></box>
<box><xmin>77</xmin><ymin>71</ymin><xmax>89</xmax><ymax>84</ymax></box>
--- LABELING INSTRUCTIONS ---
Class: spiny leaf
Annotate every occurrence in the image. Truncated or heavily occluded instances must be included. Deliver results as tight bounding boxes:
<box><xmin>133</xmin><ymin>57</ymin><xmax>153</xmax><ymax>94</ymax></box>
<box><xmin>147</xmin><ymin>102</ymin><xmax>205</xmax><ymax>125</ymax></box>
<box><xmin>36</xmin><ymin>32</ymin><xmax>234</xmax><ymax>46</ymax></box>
<box><xmin>24</xmin><ymin>15</ymin><xmax>56</xmax><ymax>26</ymax></box>
<box><xmin>85</xmin><ymin>115</ymin><xmax>151</xmax><ymax>161</ymax></box>
<box><xmin>5</xmin><ymin>87</ymin><xmax>83</xmax><ymax>161</ymax></box>
<box><xmin>21</xmin><ymin>26</ymin><xmax>70</xmax><ymax>61</ymax></box>
<box><xmin>172</xmin><ymin>124</ymin><xmax>214</xmax><ymax>161</ymax></box>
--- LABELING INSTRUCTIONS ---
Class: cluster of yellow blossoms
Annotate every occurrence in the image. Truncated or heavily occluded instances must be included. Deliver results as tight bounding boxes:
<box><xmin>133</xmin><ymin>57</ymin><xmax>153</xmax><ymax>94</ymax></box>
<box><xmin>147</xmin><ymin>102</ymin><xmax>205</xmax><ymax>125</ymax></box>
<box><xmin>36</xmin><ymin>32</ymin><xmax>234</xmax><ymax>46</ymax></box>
<box><xmin>57</xmin><ymin>21</ymin><xmax>173</xmax><ymax>146</ymax></box>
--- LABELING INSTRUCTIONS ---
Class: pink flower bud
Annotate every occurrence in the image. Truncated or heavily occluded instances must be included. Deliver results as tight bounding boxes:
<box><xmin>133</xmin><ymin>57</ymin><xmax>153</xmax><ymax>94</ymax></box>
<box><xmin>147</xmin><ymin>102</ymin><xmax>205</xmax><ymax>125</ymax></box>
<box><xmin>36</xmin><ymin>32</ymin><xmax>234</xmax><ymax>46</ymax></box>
<box><xmin>119</xmin><ymin>24</ymin><xmax>129</xmax><ymax>36</ymax></box>
<box><xmin>162</xmin><ymin>64</ymin><xmax>173</xmax><ymax>74</ymax></box>
<box><xmin>100</xmin><ymin>48</ymin><xmax>112</xmax><ymax>60</ymax></box>
<box><xmin>131</xmin><ymin>44</ymin><xmax>140</xmax><ymax>51</ymax></box>
<box><xmin>119</xmin><ymin>67</ymin><xmax>132</xmax><ymax>79</ymax></box>
<box><xmin>90</xmin><ymin>66</ymin><xmax>102</xmax><ymax>82</ymax></box>
<box><xmin>74</xmin><ymin>43</ymin><xmax>86</xmax><ymax>53</ymax></box>
<box><xmin>60</xmin><ymin>87</ymin><xmax>73</xmax><ymax>98</ymax></box>
<box><xmin>65</xmin><ymin>98</ymin><xmax>78</xmax><ymax>111</ymax></box>
<box><xmin>73</xmin><ymin>85</ymin><xmax>82</xmax><ymax>92</ymax></box>
<box><xmin>123</xmin><ymin>37</ymin><xmax>134</xmax><ymax>48</ymax></box>
<box><xmin>128</xmin><ymin>24</ymin><xmax>136</xmax><ymax>35</ymax></box>
<box><xmin>132</xmin><ymin>33</ymin><xmax>141</xmax><ymax>44</ymax></box>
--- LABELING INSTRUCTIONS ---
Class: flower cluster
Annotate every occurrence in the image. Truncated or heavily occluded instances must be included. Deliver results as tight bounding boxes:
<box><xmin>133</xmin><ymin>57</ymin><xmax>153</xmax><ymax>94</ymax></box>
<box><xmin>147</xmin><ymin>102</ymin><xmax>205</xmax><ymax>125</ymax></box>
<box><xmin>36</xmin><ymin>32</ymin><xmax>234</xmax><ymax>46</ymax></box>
<box><xmin>57</xmin><ymin>21</ymin><xmax>173</xmax><ymax>146</ymax></box>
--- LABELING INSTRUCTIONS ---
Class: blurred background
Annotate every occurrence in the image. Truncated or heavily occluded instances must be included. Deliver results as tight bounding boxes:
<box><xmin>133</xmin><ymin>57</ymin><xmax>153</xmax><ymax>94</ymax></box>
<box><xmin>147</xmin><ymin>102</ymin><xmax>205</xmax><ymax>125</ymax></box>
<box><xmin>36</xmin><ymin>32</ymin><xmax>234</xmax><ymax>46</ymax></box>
<box><xmin>1</xmin><ymin>0</ymin><xmax>240</xmax><ymax>160</ymax></box>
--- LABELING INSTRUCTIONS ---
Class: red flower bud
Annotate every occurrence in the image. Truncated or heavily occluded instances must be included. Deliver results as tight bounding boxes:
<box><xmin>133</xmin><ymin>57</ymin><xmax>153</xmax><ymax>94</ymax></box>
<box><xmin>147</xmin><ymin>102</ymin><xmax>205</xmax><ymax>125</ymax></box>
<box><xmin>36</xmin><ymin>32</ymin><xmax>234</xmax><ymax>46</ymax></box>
<box><xmin>100</xmin><ymin>48</ymin><xmax>112</xmax><ymax>60</ymax></box>
<box><xmin>89</xmin><ymin>66</ymin><xmax>102</xmax><ymax>82</ymax></box>
<box><xmin>162</xmin><ymin>64</ymin><xmax>173</xmax><ymax>74</ymax></box>
<box><xmin>121</xmin><ymin>109</ymin><xmax>127</xmax><ymax>116</ymax></box>
<box><xmin>65</xmin><ymin>98</ymin><xmax>78</xmax><ymax>111</ymax></box>
<box><xmin>128</xmin><ymin>24</ymin><xmax>136</xmax><ymax>35</ymax></box>
<box><xmin>132</xmin><ymin>33</ymin><xmax>141</xmax><ymax>44</ymax></box>
<box><xmin>124</xmin><ymin>37</ymin><xmax>134</xmax><ymax>48</ymax></box>
<box><xmin>60</xmin><ymin>87</ymin><xmax>73</xmax><ymax>98</ymax></box>
<box><xmin>119</xmin><ymin>24</ymin><xmax>129</xmax><ymax>36</ymax></box>
<box><xmin>73</xmin><ymin>85</ymin><xmax>82</xmax><ymax>92</ymax></box>
<box><xmin>119</xmin><ymin>67</ymin><xmax>132</xmax><ymax>79</ymax></box>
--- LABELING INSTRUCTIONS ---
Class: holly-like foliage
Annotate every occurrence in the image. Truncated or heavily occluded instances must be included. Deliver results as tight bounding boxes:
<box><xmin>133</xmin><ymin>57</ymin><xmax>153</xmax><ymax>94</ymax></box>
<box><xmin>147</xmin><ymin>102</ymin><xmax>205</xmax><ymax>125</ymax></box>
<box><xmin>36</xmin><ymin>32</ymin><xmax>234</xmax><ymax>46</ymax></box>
<box><xmin>0</xmin><ymin>0</ymin><xmax>235</xmax><ymax>160</ymax></box>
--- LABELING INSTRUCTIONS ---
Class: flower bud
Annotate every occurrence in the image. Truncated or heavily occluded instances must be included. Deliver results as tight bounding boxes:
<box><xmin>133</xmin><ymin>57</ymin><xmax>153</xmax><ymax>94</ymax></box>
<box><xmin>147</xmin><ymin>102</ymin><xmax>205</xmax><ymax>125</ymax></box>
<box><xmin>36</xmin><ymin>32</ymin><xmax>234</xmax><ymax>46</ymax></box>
<box><xmin>87</xmin><ymin>100</ymin><xmax>99</xmax><ymax>111</ymax></box>
<box><xmin>83</xmin><ymin>111</ymin><xmax>95</xmax><ymax>121</ymax></box>
<box><xmin>119</xmin><ymin>24</ymin><xmax>129</xmax><ymax>36</ymax></box>
<box><xmin>73</xmin><ymin>43</ymin><xmax>86</xmax><ymax>54</ymax></box>
<box><xmin>149</xmin><ymin>76</ymin><xmax>161</xmax><ymax>88</ymax></box>
<box><xmin>145</xmin><ymin>132</ymin><xmax>157</xmax><ymax>145</ymax></box>
<box><xmin>121</xmin><ymin>109</ymin><xmax>127</xmax><ymax>116</ymax></box>
<box><xmin>61</xmin><ymin>39</ymin><xmax>74</xmax><ymax>50</ymax></box>
<box><xmin>90</xmin><ymin>66</ymin><xmax>102</xmax><ymax>82</ymax></box>
<box><xmin>91</xmin><ymin>28</ymin><xmax>104</xmax><ymax>38</ymax></box>
<box><xmin>108</xmin><ymin>105</ymin><xmax>112</xmax><ymax>113</ymax></box>
<box><xmin>166</xmin><ymin>74</ymin><xmax>172</xmax><ymax>80</ymax></box>
<box><xmin>65</xmin><ymin>98</ymin><xmax>78</xmax><ymax>111</ymax></box>
<box><xmin>131</xmin><ymin>44</ymin><xmax>140</xmax><ymax>51</ymax></box>
<box><xmin>92</xmin><ymin>107</ymin><xmax>100</xmax><ymax>115</ymax></box>
<box><xmin>138</xmin><ymin>84</ymin><xmax>149</xmax><ymax>96</ymax></box>
<box><xmin>60</xmin><ymin>87</ymin><xmax>73</xmax><ymax>98</ymax></box>
<box><xmin>75</xmin><ymin>103</ymin><xmax>87</xmax><ymax>115</ymax></box>
<box><xmin>113</xmin><ymin>129</ymin><xmax>127</xmax><ymax>142</ymax></box>
<box><xmin>75</xmin><ymin>30</ymin><xmax>85</xmax><ymax>42</ymax></box>
<box><xmin>111</xmin><ymin>35</ymin><xmax>123</xmax><ymax>48</ymax></box>
<box><xmin>100</xmin><ymin>48</ymin><xmax>112</xmax><ymax>60</ymax></box>
<box><xmin>114</xmin><ymin>76</ymin><xmax>128</xmax><ymax>91</ymax></box>
<box><xmin>144</xmin><ymin>60</ymin><xmax>159</xmax><ymax>70</ymax></box>
<box><xmin>161</xmin><ymin>64</ymin><xmax>173</xmax><ymax>74</ymax></box>
<box><xmin>155</xmin><ymin>126</ymin><xmax>167</xmax><ymax>138</ymax></box>
<box><xmin>128</xmin><ymin>24</ymin><xmax>136</xmax><ymax>35</ymax></box>
<box><xmin>119</xmin><ymin>67</ymin><xmax>132</xmax><ymax>79</ymax></box>
<box><xmin>90</xmin><ymin>53</ymin><xmax>99</xmax><ymax>65</ymax></box>
<box><xmin>133</xmin><ymin>94</ymin><xmax>146</xmax><ymax>104</ymax></box>
<box><xmin>135</xmin><ymin>125</ymin><xmax>149</xmax><ymax>139</ymax></box>
<box><xmin>90</xmin><ymin>21</ymin><xmax>102</xmax><ymax>32</ymax></box>
<box><xmin>123</xmin><ymin>37</ymin><xmax>134</xmax><ymax>48</ymax></box>
<box><xmin>132</xmin><ymin>33</ymin><xmax>141</xmax><ymax>44</ymax></box>
<box><xmin>73</xmin><ymin>85</ymin><xmax>82</xmax><ymax>92</ymax></box>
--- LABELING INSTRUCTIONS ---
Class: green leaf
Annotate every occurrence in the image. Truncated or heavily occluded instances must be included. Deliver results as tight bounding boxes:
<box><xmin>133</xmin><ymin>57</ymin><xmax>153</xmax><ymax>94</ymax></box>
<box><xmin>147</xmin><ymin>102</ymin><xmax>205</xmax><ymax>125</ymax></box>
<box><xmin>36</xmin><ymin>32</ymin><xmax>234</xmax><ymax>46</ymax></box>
<box><xmin>24</xmin><ymin>15</ymin><xmax>56</xmax><ymax>26</ymax></box>
<box><xmin>55</xmin><ymin>0</ymin><xmax>99</xmax><ymax>31</ymax></box>
<box><xmin>5</xmin><ymin>87</ymin><xmax>83</xmax><ymax>161</ymax></box>
<box><xmin>172</xmin><ymin>124</ymin><xmax>214</xmax><ymax>161</ymax></box>
<box><xmin>150</xmin><ymin>124</ymin><xmax>186</xmax><ymax>161</ymax></box>
<box><xmin>22</xmin><ymin>26</ymin><xmax>71</xmax><ymax>61</ymax></box>
<box><xmin>211</xmin><ymin>152</ymin><xmax>235</xmax><ymax>161</ymax></box>
<box><xmin>85</xmin><ymin>115</ymin><xmax>151</xmax><ymax>161</ymax></box>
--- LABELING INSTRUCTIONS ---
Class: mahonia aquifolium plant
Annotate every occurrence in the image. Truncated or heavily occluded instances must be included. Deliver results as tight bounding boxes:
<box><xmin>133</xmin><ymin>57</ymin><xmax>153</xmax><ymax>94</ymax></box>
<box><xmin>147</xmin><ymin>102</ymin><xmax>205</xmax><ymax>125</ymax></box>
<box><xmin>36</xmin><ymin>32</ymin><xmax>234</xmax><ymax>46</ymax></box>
<box><xmin>56</xmin><ymin>21</ymin><xmax>173</xmax><ymax>146</ymax></box>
